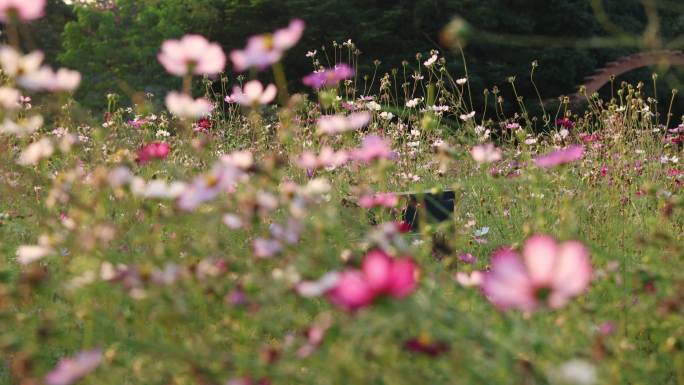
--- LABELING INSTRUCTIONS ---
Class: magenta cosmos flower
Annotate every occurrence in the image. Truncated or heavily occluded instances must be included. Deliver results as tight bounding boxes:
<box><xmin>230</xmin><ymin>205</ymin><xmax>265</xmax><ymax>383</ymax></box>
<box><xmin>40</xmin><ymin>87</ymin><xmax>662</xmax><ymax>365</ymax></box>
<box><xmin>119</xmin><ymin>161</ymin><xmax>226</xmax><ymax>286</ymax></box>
<box><xmin>158</xmin><ymin>34</ymin><xmax>226</xmax><ymax>76</ymax></box>
<box><xmin>534</xmin><ymin>144</ymin><xmax>584</xmax><ymax>168</ymax></box>
<box><xmin>45</xmin><ymin>349</ymin><xmax>103</xmax><ymax>385</ymax></box>
<box><xmin>230</xmin><ymin>19</ymin><xmax>305</xmax><ymax>72</ymax></box>
<box><xmin>0</xmin><ymin>0</ymin><xmax>45</xmax><ymax>22</ymax></box>
<box><xmin>302</xmin><ymin>64</ymin><xmax>354</xmax><ymax>90</ymax></box>
<box><xmin>327</xmin><ymin>249</ymin><xmax>418</xmax><ymax>311</ymax></box>
<box><xmin>137</xmin><ymin>142</ymin><xmax>170</xmax><ymax>165</ymax></box>
<box><xmin>482</xmin><ymin>235</ymin><xmax>592</xmax><ymax>312</ymax></box>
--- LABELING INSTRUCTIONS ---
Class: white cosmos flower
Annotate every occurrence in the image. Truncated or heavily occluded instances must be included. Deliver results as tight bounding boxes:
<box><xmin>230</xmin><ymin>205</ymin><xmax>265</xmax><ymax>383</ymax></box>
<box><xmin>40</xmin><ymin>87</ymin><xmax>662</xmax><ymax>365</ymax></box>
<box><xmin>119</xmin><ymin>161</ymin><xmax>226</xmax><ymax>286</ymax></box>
<box><xmin>18</xmin><ymin>137</ymin><xmax>53</xmax><ymax>166</ymax></box>
<box><xmin>0</xmin><ymin>46</ymin><xmax>43</xmax><ymax>77</ymax></box>
<box><xmin>0</xmin><ymin>115</ymin><xmax>42</xmax><ymax>137</ymax></box>
<box><xmin>16</xmin><ymin>244</ymin><xmax>52</xmax><ymax>265</ymax></box>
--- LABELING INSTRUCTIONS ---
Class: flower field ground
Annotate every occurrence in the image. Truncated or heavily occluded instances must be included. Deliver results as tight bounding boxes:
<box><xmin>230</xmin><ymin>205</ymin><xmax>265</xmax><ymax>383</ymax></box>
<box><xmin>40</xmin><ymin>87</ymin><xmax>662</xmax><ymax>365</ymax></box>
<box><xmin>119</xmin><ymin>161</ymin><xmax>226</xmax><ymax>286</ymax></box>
<box><xmin>2</xmin><ymin>2</ymin><xmax>684</xmax><ymax>385</ymax></box>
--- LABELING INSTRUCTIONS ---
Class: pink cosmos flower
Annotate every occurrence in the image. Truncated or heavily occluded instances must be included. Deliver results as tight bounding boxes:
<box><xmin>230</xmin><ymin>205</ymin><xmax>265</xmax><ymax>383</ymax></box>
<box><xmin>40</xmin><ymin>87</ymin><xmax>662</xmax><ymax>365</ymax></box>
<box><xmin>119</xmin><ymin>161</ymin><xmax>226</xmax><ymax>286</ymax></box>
<box><xmin>158</xmin><ymin>34</ymin><xmax>226</xmax><ymax>76</ymax></box>
<box><xmin>317</xmin><ymin>112</ymin><xmax>371</xmax><ymax>135</ymax></box>
<box><xmin>470</xmin><ymin>143</ymin><xmax>502</xmax><ymax>164</ymax></box>
<box><xmin>295</xmin><ymin>147</ymin><xmax>349</xmax><ymax>170</ymax></box>
<box><xmin>326</xmin><ymin>250</ymin><xmax>418</xmax><ymax>311</ymax></box>
<box><xmin>136</xmin><ymin>142</ymin><xmax>170</xmax><ymax>165</ymax></box>
<box><xmin>327</xmin><ymin>270</ymin><xmax>375</xmax><ymax>311</ymax></box>
<box><xmin>481</xmin><ymin>235</ymin><xmax>592</xmax><ymax>311</ymax></box>
<box><xmin>230</xmin><ymin>80</ymin><xmax>277</xmax><ymax>106</ymax></box>
<box><xmin>45</xmin><ymin>349</ymin><xmax>103</xmax><ymax>385</ymax></box>
<box><xmin>358</xmin><ymin>192</ymin><xmax>398</xmax><ymax>209</ymax></box>
<box><xmin>0</xmin><ymin>0</ymin><xmax>45</xmax><ymax>22</ymax></box>
<box><xmin>165</xmin><ymin>91</ymin><xmax>212</xmax><ymax>119</ymax></box>
<box><xmin>302</xmin><ymin>64</ymin><xmax>354</xmax><ymax>90</ymax></box>
<box><xmin>177</xmin><ymin>163</ymin><xmax>245</xmax><ymax>211</ymax></box>
<box><xmin>351</xmin><ymin>135</ymin><xmax>395</xmax><ymax>163</ymax></box>
<box><xmin>534</xmin><ymin>145</ymin><xmax>584</xmax><ymax>168</ymax></box>
<box><xmin>230</xmin><ymin>19</ymin><xmax>305</xmax><ymax>72</ymax></box>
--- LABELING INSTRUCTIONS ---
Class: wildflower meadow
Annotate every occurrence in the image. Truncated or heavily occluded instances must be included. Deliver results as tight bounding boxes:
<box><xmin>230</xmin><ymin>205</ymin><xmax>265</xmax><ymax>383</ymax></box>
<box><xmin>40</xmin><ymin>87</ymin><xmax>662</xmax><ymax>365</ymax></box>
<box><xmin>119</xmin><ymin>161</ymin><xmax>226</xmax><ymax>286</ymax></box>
<box><xmin>2</xmin><ymin>1</ymin><xmax>684</xmax><ymax>384</ymax></box>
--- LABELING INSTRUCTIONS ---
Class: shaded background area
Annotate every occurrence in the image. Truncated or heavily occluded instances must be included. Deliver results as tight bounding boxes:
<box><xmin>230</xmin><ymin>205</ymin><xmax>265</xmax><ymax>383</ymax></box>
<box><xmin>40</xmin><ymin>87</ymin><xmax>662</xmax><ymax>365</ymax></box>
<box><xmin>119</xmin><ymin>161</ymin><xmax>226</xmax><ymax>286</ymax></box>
<box><xmin>15</xmin><ymin>0</ymin><xmax>684</xmax><ymax>112</ymax></box>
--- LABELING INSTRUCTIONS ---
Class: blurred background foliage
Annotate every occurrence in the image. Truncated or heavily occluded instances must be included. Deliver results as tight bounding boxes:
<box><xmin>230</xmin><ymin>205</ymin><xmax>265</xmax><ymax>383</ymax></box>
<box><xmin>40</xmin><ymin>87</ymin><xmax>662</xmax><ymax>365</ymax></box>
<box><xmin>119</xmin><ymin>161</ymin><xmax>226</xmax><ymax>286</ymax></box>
<box><xmin>17</xmin><ymin>0</ymin><xmax>684</xmax><ymax>111</ymax></box>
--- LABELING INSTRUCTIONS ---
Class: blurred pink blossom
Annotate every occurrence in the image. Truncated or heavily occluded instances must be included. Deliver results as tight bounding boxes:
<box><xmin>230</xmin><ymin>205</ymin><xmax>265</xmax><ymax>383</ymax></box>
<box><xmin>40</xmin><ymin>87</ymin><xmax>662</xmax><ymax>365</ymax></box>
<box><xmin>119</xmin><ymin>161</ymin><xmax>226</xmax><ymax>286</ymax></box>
<box><xmin>45</xmin><ymin>349</ymin><xmax>102</xmax><ymax>385</ymax></box>
<box><xmin>302</xmin><ymin>64</ymin><xmax>354</xmax><ymax>89</ymax></box>
<box><xmin>534</xmin><ymin>145</ymin><xmax>584</xmax><ymax>168</ymax></box>
<box><xmin>137</xmin><ymin>142</ymin><xmax>170</xmax><ymax>165</ymax></box>
<box><xmin>158</xmin><ymin>34</ymin><xmax>226</xmax><ymax>76</ymax></box>
<box><xmin>358</xmin><ymin>192</ymin><xmax>398</xmax><ymax>209</ymax></box>
<box><xmin>230</xmin><ymin>80</ymin><xmax>277</xmax><ymax>106</ymax></box>
<box><xmin>0</xmin><ymin>0</ymin><xmax>45</xmax><ymax>22</ymax></box>
<box><xmin>230</xmin><ymin>19</ymin><xmax>304</xmax><ymax>72</ymax></box>
<box><xmin>317</xmin><ymin>112</ymin><xmax>371</xmax><ymax>135</ymax></box>
<box><xmin>327</xmin><ymin>250</ymin><xmax>418</xmax><ymax>311</ymax></box>
<box><xmin>165</xmin><ymin>91</ymin><xmax>212</xmax><ymax>119</ymax></box>
<box><xmin>470</xmin><ymin>143</ymin><xmax>502</xmax><ymax>164</ymax></box>
<box><xmin>351</xmin><ymin>135</ymin><xmax>395</xmax><ymax>163</ymax></box>
<box><xmin>482</xmin><ymin>235</ymin><xmax>592</xmax><ymax>312</ymax></box>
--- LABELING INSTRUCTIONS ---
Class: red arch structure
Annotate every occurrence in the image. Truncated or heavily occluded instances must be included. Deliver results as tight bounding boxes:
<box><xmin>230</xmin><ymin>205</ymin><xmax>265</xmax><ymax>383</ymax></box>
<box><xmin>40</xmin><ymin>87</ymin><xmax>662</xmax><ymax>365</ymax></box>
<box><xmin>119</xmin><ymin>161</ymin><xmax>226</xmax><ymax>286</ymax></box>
<box><xmin>571</xmin><ymin>50</ymin><xmax>684</xmax><ymax>101</ymax></box>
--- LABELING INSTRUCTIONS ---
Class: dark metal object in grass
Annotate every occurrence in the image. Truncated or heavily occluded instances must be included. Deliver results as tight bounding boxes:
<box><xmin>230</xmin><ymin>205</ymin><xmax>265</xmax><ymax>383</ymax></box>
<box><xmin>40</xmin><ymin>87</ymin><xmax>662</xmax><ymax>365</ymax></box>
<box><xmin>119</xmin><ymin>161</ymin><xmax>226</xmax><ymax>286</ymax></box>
<box><xmin>399</xmin><ymin>190</ymin><xmax>455</xmax><ymax>232</ymax></box>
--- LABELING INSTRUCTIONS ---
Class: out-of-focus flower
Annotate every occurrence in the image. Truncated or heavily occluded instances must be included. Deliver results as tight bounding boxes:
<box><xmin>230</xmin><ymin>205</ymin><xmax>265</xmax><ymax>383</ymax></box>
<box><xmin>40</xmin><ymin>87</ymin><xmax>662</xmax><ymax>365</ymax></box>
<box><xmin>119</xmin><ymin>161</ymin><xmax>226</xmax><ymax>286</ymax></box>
<box><xmin>177</xmin><ymin>163</ymin><xmax>245</xmax><ymax>211</ymax></box>
<box><xmin>45</xmin><ymin>349</ymin><xmax>103</xmax><ymax>385</ymax></box>
<box><xmin>16</xmin><ymin>244</ymin><xmax>52</xmax><ymax>264</ymax></box>
<box><xmin>456</xmin><ymin>77</ymin><xmax>467</xmax><ymax>85</ymax></box>
<box><xmin>458</xmin><ymin>253</ymin><xmax>476</xmax><ymax>264</ymax></box>
<box><xmin>18</xmin><ymin>66</ymin><xmax>81</xmax><ymax>92</ymax></box>
<box><xmin>548</xmin><ymin>359</ymin><xmax>597</xmax><ymax>385</ymax></box>
<box><xmin>253</xmin><ymin>238</ymin><xmax>282</xmax><ymax>258</ymax></box>
<box><xmin>0</xmin><ymin>86</ymin><xmax>20</xmax><ymax>109</ymax></box>
<box><xmin>534</xmin><ymin>145</ymin><xmax>584</xmax><ymax>168</ymax></box>
<box><xmin>302</xmin><ymin>64</ymin><xmax>354</xmax><ymax>89</ymax></box>
<box><xmin>230</xmin><ymin>80</ymin><xmax>277</xmax><ymax>106</ymax></box>
<box><xmin>0</xmin><ymin>0</ymin><xmax>45</xmax><ymax>22</ymax></box>
<box><xmin>230</xmin><ymin>19</ymin><xmax>305</xmax><ymax>72</ymax></box>
<box><xmin>317</xmin><ymin>112</ymin><xmax>371</xmax><ymax>135</ymax></box>
<box><xmin>455</xmin><ymin>271</ymin><xmax>483</xmax><ymax>287</ymax></box>
<box><xmin>0</xmin><ymin>115</ymin><xmax>42</xmax><ymax>136</ymax></box>
<box><xmin>470</xmin><ymin>143</ymin><xmax>502</xmax><ymax>164</ymax></box>
<box><xmin>165</xmin><ymin>91</ymin><xmax>212</xmax><ymax>119</ymax></box>
<box><xmin>296</xmin><ymin>272</ymin><xmax>340</xmax><ymax>298</ymax></box>
<box><xmin>482</xmin><ymin>235</ymin><xmax>592</xmax><ymax>312</ymax></box>
<box><xmin>18</xmin><ymin>137</ymin><xmax>53</xmax><ymax>165</ymax></box>
<box><xmin>295</xmin><ymin>147</ymin><xmax>349</xmax><ymax>170</ymax></box>
<box><xmin>358</xmin><ymin>192</ymin><xmax>398</xmax><ymax>208</ymax></box>
<box><xmin>136</xmin><ymin>142</ymin><xmax>170</xmax><ymax>165</ymax></box>
<box><xmin>158</xmin><ymin>34</ymin><xmax>226</xmax><ymax>76</ymax></box>
<box><xmin>326</xmin><ymin>250</ymin><xmax>418</xmax><ymax>311</ymax></box>
<box><xmin>0</xmin><ymin>46</ymin><xmax>43</xmax><ymax>76</ymax></box>
<box><xmin>351</xmin><ymin>135</ymin><xmax>395</xmax><ymax>163</ymax></box>
<box><xmin>327</xmin><ymin>270</ymin><xmax>375</xmax><ymax>311</ymax></box>
<box><xmin>193</xmin><ymin>117</ymin><xmax>212</xmax><ymax>133</ymax></box>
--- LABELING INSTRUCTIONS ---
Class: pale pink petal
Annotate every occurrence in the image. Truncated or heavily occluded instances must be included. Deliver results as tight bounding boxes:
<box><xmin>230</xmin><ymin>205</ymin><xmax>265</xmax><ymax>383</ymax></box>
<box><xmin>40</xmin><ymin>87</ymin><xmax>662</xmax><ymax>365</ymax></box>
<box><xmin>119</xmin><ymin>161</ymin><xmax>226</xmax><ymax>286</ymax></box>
<box><xmin>523</xmin><ymin>234</ymin><xmax>559</xmax><ymax>285</ymax></box>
